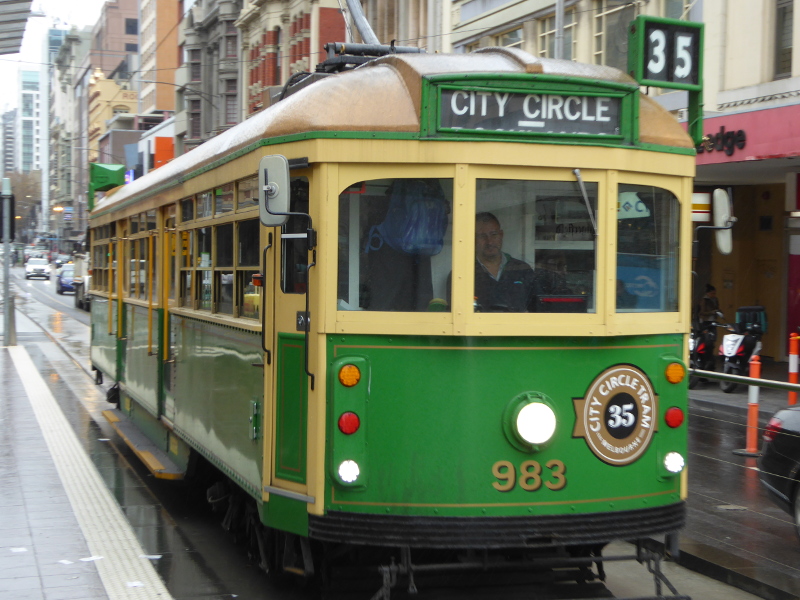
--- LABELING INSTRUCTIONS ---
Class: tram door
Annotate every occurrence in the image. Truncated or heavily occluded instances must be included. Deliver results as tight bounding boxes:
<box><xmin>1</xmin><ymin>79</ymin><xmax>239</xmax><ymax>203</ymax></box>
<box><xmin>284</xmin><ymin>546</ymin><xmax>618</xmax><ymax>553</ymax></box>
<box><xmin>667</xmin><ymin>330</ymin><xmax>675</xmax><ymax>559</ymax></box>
<box><xmin>265</xmin><ymin>175</ymin><xmax>312</xmax><ymax>504</ymax></box>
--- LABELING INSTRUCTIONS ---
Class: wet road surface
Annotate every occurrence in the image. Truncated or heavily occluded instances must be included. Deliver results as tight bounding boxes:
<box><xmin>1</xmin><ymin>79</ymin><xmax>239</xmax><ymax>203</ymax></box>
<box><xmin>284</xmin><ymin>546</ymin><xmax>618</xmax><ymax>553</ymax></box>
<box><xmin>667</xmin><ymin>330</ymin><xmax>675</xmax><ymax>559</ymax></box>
<box><xmin>683</xmin><ymin>400</ymin><xmax>800</xmax><ymax>596</ymax></box>
<box><xmin>2</xmin><ymin>265</ymin><xmax>780</xmax><ymax>599</ymax></box>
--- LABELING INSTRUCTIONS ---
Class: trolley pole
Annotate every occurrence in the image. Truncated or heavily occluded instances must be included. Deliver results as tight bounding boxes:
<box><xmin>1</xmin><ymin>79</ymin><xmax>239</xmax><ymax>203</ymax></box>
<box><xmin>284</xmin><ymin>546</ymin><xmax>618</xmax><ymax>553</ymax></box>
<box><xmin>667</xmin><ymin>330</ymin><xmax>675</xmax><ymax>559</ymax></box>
<box><xmin>2</xmin><ymin>177</ymin><xmax>15</xmax><ymax>346</ymax></box>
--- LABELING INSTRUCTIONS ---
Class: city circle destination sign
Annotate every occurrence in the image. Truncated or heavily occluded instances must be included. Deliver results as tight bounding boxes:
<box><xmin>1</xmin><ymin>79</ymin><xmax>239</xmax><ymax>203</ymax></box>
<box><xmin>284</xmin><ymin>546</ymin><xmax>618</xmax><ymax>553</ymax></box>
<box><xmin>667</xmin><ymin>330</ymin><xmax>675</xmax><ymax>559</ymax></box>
<box><xmin>439</xmin><ymin>88</ymin><xmax>623</xmax><ymax>138</ymax></box>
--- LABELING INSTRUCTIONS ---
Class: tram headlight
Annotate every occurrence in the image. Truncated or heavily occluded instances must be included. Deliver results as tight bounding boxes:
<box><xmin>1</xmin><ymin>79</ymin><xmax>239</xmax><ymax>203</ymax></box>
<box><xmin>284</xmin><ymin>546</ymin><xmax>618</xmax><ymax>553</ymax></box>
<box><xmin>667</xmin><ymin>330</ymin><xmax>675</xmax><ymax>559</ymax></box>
<box><xmin>338</xmin><ymin>460</ymin><xmax>360</xmax><ymax>483</ymax></box>
<box><xmin>503</xmin><ymin>392</ymin><xmax>557</xmax><ymax>451</ymax></box>
<box><xmin>664</xmin><ymin>452</ymin><xmax>685</xmax><ymax>474</ymax></box>
<box><xmin>516</xmin><ymin>402</ymin><xmax>557</xmax><ymax>446</ymax></box>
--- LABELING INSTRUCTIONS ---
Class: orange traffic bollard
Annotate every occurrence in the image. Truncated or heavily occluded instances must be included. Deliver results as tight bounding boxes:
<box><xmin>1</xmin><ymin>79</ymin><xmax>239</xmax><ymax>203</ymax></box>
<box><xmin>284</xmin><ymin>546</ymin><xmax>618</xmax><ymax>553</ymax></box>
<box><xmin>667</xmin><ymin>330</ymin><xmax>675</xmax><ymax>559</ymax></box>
<box><xmin>744</xmin><ymin>355</ymin><xmax>761</xmax><ymax>455</ymax></box>
<box><xmin>789</xmin><ymin>334</ymin><xmax>799</xmax><ymax>405</ymax></box>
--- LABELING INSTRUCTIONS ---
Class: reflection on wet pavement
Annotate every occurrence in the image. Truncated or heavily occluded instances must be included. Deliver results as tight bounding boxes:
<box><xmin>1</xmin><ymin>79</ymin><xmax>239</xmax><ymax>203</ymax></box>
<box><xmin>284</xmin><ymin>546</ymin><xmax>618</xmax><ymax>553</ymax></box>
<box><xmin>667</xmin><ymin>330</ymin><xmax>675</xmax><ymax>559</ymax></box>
<box><xmin>686</xmin><ymin>404</ymin><xmax>800</xmax><ymax>596</ymax></box>
<box><xmin>6</xmin><ymin>269</ymin><xmax>316</xmax><ymax>600</ymax></box>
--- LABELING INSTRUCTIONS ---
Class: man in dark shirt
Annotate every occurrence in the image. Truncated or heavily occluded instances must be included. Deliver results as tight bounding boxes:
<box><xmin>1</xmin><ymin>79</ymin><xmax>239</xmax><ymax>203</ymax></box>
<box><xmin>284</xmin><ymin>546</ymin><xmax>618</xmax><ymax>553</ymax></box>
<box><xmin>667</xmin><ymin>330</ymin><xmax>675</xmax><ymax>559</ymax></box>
<box><xmin>473</xmin><ymin>212</ymin><xmax>536</xmax><ymax>312</ymax></box>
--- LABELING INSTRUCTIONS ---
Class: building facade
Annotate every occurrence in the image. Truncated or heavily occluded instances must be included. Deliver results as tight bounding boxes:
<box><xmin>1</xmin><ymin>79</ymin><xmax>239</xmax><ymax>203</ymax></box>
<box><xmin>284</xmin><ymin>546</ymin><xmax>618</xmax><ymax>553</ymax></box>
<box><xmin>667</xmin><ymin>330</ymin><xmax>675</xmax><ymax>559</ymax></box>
<box><xmin>173</xmin><ymin>0</ymin><xmax>244</xmax><ymax>155</ymax></box>
<box><xmin>2</xmin><ymin>109</ymin><xmax>16</xmax><ymax>175</ymax></box>
<box><xmin>17</xmin><ymin>70</ymin><xmax>41</xmax><ymax>174</ymax></box>
<box><xmin>657</xmin><ymin>0</ymin><xmax>800</xmax><ymax>361</ymax></box>
<box><xmin>139</xmin><ymin>0</ymin><xmax>180</xmax><ymax>116</ymax></box>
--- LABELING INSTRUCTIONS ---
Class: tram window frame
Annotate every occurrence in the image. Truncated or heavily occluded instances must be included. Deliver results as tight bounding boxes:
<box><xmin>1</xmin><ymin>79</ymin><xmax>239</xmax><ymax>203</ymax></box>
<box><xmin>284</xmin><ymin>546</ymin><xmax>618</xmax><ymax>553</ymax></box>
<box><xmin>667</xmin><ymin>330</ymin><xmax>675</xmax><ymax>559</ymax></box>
<box><xmin>195</xmin><ymin>226</ymin><xmax>213</xmax><ymax>310</ymax></box>
<box><xmin>336</xmin><ymin>176</ymin><xmax>454</xmax><ymax>312</ymax></box>
<box><xmin>237</xmin><ymin>218</ymin><xmax>260</xmax><ymax>319</ymax></box>
<box><xmin>181</xmin><ymin>197</ymin><xmax>194</xmax><ymax>222</ymax></box>
<box><xmin>166</xmin><ymin>211</ymin><xmax>178</xmax><ymax>301</ymax></box>
<box><xmin>197</xmin><ymin>191</ymin><xmax>213</xmax><ymax>219</ymax></box>
<box><xmin>173</xmin><ymin>188</ymin><xmax>263</xmax><ymax>319</ymax></box>
<box><xmin>237</xmin><ymin>176</ymin><xmax>258</xmax><ymax>211</ymax></box>
<box><xmin>474</xmin><ymin>177</ymin><xmax>598</xmax><ymax>314</ymax></box>
<box><xmin>616</xmin><ymin>182</ymin><xmax>681</xmax><ymax>313</ymax></box>
<box><xmin>179</xmin><ymin>229</ymin><xmax>194</xmax><ymax>308</ymax></box>
<box><xmin>90</xmin><ymin>224</ymin><xmax>113</xmax><ymax>293</ymax></box>
<box><xmin>215</xmin><ymin>223</ymin><xmax>234</xmax><ymax>314</ymax></box>
<box><xmin>215</xmin><ymin>182</ymin><xmax>234</xmax><ymax>215</ymax></box>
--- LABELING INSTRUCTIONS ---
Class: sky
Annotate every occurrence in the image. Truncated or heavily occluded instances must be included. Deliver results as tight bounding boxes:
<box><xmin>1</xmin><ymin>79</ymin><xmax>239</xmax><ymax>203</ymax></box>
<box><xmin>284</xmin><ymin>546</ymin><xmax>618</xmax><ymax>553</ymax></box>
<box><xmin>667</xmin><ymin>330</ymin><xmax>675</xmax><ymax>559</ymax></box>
<box><xmin>0</xmin><ymin>0</ymin><xmax>107</xmax><ymax>112</ymax></box>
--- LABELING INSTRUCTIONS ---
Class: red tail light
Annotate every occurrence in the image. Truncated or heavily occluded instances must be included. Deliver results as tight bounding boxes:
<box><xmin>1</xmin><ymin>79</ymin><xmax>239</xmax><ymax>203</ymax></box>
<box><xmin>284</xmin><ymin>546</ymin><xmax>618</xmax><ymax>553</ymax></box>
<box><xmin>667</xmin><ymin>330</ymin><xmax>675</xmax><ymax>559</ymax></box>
<box><xmin>338</xmin><ymin>412</ymin><xmax>361</xmax><ymax>435</ymax></box>
<box><xmin>665</xmin><ymin>407</ymin><xmax>685</xmax><ymax>428</ymax></box>
<box><xmin>763</xmin><ymin>417</ymin><xmax>783</xmax><ymax>443</ymax></box>
<box><xmin>697</xmin><ymin>341</ymin><xmax>706</xmax><ymax>353</ymax></box>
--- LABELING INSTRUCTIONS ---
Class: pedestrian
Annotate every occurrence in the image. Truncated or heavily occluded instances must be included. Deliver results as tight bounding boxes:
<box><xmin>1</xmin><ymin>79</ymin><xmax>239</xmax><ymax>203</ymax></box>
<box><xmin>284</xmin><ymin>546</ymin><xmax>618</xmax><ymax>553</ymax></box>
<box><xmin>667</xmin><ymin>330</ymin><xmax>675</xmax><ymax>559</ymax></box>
<box><xmin>698</xmin><ymin>283</ymin><xmax>721</xmax><ymax>327</ymax></box>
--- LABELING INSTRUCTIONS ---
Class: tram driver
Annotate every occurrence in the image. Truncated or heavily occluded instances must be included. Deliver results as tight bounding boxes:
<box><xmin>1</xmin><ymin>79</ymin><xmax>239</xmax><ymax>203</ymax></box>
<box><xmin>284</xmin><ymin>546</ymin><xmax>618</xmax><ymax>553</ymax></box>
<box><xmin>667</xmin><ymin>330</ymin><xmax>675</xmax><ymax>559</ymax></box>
<box><xmin>471</xmin><ymin>212</ymin><xmax>537</xmax><ymax>312</ymax></box>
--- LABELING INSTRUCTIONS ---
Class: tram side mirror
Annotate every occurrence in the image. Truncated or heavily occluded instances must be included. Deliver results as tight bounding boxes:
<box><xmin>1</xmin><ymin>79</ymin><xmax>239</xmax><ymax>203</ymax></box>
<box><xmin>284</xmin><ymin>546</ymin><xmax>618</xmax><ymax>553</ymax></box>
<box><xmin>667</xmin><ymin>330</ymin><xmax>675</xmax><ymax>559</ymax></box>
<box><xmin>259</xmin><ymin>155</ymin><xmax>290</xmax><ymax>227</ymax></box>
<box><xmin>712</xmin><ymin>188</ymin><xmax>734</xmax><ymax>255</ymax></box>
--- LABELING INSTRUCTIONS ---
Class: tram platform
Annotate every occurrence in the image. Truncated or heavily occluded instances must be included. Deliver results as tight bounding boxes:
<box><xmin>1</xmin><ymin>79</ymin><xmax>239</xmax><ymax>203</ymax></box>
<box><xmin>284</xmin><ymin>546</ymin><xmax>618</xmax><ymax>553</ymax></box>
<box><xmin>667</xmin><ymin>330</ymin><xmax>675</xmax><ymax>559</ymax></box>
<box><xmin>0</xmin><ymin>281</ymin><xmax>797</xmax><ymax>600</ymax></box>
<box><xmin>0</xmin><ymin>308</ymin><xmax>172</xmax><ymax>600</ymax></box>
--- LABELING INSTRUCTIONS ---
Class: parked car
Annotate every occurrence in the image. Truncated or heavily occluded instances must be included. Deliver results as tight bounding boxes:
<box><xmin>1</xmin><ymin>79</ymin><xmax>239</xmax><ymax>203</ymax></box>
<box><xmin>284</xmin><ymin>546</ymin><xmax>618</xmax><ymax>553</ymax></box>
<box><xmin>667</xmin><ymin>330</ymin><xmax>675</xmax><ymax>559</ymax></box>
<box><xmin>758</xmin><ymin>405</ymin><xmax>800</xmax><ymax>539</ymax></box>
<box><xmin>25</xmin><ymin>257</ymin><xmax>50</xmax><ymax>279</ymax></box>
<box><xmin>54</xmin><ymin>254</ymin><xmax>72</xmax><ymax>268</ymax></box>
<box><xmin>55</xmin><ymin>264</ymin><xmax>76</xmax><ymax>294</ymax></box>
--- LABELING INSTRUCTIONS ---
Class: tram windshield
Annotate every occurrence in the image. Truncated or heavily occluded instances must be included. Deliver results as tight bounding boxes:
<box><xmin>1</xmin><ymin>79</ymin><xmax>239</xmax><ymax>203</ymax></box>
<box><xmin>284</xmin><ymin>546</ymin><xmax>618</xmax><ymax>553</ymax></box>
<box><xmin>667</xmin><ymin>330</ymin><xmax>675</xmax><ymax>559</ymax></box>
<box><xmin>338</xmin><ymin>178</ymin><xmax>454</xmax><ymax>311</ymax></box>
<box><xmin>336</xmin><ymin>176</ymin><xmax>680</xmax><ymax>316</ymax></box>
<box><xmin>474</xmin><ymin>178</ymin><xmax>597</xmax><ymax>313</ymax></box>
<box><xmin>616</xmin><ymin>184</ymin><xmax>680</xmax><ymax>312</ymax></box>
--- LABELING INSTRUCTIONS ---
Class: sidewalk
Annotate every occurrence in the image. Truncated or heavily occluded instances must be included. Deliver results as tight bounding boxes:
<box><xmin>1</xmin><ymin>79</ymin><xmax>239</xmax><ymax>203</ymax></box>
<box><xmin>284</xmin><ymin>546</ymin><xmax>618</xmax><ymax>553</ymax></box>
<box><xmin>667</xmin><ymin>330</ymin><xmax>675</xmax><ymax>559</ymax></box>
<box><xmin>2</xmin><ymin>272</ymin><xmax>796</xmax><ymax>600</ymax></box>
<box><xmin>688</xmin><ymin>357</ymin><xmax>796</xmax><ymax>419</ymax></box>
<box><xmin>0</xmin><ymin>300</ymin><xmax>172</xmax><ymax>599</ymax></box>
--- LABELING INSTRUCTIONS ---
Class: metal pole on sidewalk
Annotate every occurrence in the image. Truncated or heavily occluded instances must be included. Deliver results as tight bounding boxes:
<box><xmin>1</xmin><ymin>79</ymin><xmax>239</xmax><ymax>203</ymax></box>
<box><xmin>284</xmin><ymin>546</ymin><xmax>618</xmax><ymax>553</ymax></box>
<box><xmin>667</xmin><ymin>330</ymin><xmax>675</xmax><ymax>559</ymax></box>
<box><xmin>789</xmin><ymin>333</ymin><xmax>799</xmax><ymax>405</ymax></box>
<box><xmin>733</xmin><ymin>355</ymin><xmax>761</xmax><ymax>457</ymax></box>
<box><xmin>2</xmin><ymin>177</ymin><xmax>15</xmax><ymax>347</ymax></box>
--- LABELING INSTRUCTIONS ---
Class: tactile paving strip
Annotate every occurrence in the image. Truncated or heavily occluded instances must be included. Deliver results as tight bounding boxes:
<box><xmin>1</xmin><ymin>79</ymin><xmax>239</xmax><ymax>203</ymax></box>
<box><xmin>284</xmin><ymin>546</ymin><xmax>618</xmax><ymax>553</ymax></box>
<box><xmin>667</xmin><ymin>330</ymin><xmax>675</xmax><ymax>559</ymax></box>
<box><xmin>9</xmin><ymin>345</ymin><xmax>173</xmax><ymax>600</ymax></box>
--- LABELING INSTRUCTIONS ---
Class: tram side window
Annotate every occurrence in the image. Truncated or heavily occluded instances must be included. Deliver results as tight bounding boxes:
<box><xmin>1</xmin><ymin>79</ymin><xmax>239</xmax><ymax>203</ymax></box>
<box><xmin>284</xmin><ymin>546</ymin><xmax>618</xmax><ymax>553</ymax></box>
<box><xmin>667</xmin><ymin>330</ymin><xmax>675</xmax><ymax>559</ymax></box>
<box><xmin>138</xmin><ymin>239</ymin><xmax>148</xmax><ymax>298</ymax></box>
<box><xmin>216</xmin><ymin>223</ymin><xmax>234</xmax><ymax>314</ymax></box>
<box><xmin>198</xmin><ymin>191</ymin><xmax>213</xmax><ymax>219</ymax></box>
<box><xmin>179</xmin><ymin>230</ymin><xmax>193</xmax><ymax>308</ymax></box>
<box><xmin>238</xmin><ymin>219</ymin><xmax>260</xmax><ymax>319</ymax></box>
<box><xmin>281</xmin><ymin>177</ymin><xmax>310</xmax><ymax>294</ymax></box>
<box><xmin>237</xmin><ymin>176</ymin><xmax>258</xmax><ymax>210</ymax></box>
<box><xmin>181</xmin><ymin>197</ymin><xmax>194</xmax><ymax>222</ymax></box>
<box><xmin>337</xmin><ymin>178</ymin><xmax>453</xmax><ymax>312</ymax></box>
<box><xmin>474</xmin><ymin>179</ymin><xmax>597</xmax><ymax>313</ymax></box>
<box><xmin>616</xmin><ymin>185</ymin><xmax>680</xmax><ymax>312</ymax></box>
<box><xmin>215</xmin><ymin>183</ymin><xmax>234</xmax><ymax>215</ymax></box>
<box><xmin>196</xmin><ymin>227</ymin><xmax>212</xmax><ymax>310</ymax></box>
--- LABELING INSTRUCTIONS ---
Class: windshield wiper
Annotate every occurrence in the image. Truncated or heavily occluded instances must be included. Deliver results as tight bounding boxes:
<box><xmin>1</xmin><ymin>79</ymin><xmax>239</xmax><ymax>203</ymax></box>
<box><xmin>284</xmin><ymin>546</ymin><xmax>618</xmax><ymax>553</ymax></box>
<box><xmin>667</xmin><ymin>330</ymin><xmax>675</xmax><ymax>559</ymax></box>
<box><xmin>573</xmin><ymin>169</ymin><xmax>597</xmax><ymax>236</ymax></box>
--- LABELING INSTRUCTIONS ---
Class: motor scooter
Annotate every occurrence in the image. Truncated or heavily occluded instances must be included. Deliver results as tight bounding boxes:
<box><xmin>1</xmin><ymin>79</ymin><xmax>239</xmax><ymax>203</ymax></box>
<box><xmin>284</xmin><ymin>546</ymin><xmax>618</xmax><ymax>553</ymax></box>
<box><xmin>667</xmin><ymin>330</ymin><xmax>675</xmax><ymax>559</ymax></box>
<box><xmin>688</xmin><ymin>314</ymin><xmax>723</xmax><ymax>389</ymax></box>
<box><xmin>718</xmin><ymin>321</ymin><xmax>763</xmax><ymax>393</ymax></box>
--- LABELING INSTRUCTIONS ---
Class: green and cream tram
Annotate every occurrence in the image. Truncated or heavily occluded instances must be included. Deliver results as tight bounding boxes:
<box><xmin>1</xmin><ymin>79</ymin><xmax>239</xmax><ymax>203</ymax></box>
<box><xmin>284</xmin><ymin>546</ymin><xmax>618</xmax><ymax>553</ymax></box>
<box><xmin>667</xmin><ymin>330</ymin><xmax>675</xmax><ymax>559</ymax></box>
<box><xmin>90</xmin><ymin>47</ymin><xmax>694</xmax><ymax>588</ymax></box>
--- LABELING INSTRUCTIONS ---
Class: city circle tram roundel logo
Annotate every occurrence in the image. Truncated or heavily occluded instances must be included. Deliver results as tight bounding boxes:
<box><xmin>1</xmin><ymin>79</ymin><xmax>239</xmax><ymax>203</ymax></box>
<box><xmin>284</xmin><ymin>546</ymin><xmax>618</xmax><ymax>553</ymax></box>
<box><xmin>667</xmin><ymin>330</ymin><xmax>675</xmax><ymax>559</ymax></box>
<box><xmin>573</xmin><ymin>365</ymin><xmax>658</xmax><ymax>466</ymax></box>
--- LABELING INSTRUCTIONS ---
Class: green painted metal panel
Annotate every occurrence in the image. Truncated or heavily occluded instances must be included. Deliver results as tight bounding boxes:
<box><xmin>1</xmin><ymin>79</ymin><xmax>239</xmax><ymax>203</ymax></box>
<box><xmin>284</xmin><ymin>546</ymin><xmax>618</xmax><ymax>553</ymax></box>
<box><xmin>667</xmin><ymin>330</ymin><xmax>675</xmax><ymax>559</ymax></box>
<box><xmin>123</xmin><ymin>303</ymin><xmax>161</xmax><ymax>417</ymax></box>
<box><xmin>326</xmin><ymin>334</ymin><xmax>686</xmax><ymax>518</ymax></box>
<box><xmin>171</xmin><ymin>315</ymin><xmax>264</xmax><ymax>498</ymax></box>
<box><xmin>90</xmin><ymin>297</ymin><xmax>118</xmax><ymax>380</ymax></box>
<box><xmin>261</xmin><ymin>493</ymin><xmax>309</xmax><ymax>537</ymax></box>
<box><xmin>275</xmin><ymin>333</ymin><xmax>308</xmax><ymax>484</ymax></box>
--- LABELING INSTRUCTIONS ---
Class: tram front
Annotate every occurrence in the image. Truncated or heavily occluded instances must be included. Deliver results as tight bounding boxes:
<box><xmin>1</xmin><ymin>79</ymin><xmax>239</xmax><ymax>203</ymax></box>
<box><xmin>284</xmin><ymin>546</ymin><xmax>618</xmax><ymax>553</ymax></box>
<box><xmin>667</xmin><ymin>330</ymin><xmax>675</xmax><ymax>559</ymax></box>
<box><xmin>306</xmin><ymin>51</ymin><xmax>695</xmax><ymax>553</ymax></box>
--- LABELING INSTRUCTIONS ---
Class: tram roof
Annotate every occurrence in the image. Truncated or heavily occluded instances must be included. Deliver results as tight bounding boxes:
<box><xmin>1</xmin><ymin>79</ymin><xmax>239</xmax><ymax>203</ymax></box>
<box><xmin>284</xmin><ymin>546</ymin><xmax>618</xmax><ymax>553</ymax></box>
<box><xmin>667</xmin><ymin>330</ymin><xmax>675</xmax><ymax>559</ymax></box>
<box><xmin>95</xmin><ymin>48</ymin><xmax>693</xmax><ymax>214</ymax></box>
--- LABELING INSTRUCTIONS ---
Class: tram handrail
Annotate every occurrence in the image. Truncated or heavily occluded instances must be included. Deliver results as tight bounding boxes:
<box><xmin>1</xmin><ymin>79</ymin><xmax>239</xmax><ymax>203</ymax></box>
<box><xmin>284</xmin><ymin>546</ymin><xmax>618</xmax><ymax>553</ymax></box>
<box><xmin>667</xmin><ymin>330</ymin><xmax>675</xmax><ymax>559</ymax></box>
<box><xmin>689</xmin><ymin>368</ymin><xmax>800</xmax><ymax>392</ymax></box>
